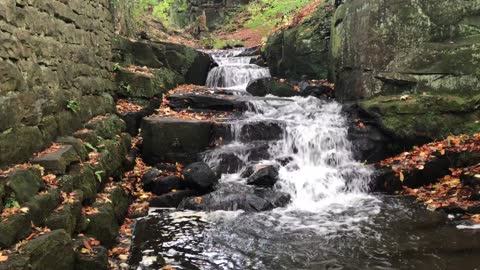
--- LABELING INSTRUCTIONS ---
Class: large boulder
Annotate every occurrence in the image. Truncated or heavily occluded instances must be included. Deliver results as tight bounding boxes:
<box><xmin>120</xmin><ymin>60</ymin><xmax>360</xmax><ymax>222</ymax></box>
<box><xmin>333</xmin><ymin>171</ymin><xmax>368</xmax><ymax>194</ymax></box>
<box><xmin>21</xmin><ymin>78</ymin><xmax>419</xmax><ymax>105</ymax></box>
<box><xmin>331</xmin><ymin>0</ymin><xmax>480</xmax><ymax>101</ymax></box>
<box><xmin>263</xmin><ymin>2</ymin><xmax>334</xmax><ymax>80</ymax></box>
<box><xmin>182</xmin><ymin>162</ymin><xmax>218</xmax><ymax>192</ymax></box>
<box><xmin>246</xmin><ymin>164</ymin><xmax>279</xmax><ymax>187</ymax></box>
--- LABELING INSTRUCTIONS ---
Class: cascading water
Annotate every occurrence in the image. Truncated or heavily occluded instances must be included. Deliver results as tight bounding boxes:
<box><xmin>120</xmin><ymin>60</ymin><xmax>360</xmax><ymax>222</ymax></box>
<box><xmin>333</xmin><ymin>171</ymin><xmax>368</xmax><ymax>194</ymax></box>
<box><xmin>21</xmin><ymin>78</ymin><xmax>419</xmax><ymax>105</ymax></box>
<box><xmin>133</xmin><ymin>48</ymin><xmax>480</xmax><ymax>270</ymax></box>
<box><xmin>205</xmin><ymin>49</ymin><xmax>271</xmax><ymax>90</ymax></box>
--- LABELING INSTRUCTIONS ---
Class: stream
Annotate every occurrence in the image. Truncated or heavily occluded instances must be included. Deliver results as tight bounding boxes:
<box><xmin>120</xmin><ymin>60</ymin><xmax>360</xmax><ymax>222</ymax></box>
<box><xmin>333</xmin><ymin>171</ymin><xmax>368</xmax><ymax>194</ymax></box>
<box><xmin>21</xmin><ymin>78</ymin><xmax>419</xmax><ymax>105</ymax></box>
<box><xmin>131</xmin><ymin>48</ymin><xmax>480</xmax><ymax>270</ymax></box>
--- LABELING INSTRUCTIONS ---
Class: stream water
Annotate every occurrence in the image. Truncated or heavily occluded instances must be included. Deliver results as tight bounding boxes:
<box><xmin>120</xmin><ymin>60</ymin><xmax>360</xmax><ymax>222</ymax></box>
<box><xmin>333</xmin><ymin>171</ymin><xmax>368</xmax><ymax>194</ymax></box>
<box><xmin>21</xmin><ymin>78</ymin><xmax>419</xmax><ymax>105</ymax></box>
<box><xmin>132</xmin><ymin>49</ymin><xmax>480</xmax><ymax>270</ymax></box>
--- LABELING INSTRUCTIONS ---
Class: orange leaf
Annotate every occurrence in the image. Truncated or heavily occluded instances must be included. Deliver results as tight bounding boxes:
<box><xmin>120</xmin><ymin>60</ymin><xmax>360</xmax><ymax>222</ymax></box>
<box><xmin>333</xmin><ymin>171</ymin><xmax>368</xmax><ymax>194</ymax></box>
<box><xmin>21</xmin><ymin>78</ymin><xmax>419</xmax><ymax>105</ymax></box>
<box><xmin>83</xmin><ymin>239</ymin><xmax>92</xmax><ymax>250</ymax></box>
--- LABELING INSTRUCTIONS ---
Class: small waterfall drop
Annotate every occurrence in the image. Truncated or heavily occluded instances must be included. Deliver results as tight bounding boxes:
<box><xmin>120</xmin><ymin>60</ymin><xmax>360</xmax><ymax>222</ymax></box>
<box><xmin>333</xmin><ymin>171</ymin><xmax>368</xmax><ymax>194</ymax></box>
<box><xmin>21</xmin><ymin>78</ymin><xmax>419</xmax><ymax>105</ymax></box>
<box><xmin>205</xmin><ymin>48</ymin><xmax>271</xmax><ymax>90</ymax></box>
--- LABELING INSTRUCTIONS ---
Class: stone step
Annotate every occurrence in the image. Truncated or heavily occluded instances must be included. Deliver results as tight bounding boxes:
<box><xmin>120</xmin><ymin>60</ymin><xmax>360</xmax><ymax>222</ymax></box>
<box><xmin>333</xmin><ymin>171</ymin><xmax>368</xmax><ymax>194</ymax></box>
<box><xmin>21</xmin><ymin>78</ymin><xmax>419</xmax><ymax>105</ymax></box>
<box><xmin>141</xmin><ymin>116</ymin><xmax>286</xmax><ymax>165</ymax></box>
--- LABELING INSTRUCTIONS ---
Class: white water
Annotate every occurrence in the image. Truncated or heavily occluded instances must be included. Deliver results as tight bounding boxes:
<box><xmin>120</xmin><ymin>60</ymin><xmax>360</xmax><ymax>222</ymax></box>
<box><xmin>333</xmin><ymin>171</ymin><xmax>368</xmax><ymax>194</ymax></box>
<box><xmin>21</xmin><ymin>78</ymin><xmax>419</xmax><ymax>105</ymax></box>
<box><xmin>203</xmin><ymin>47</ymin><xmax>377</xmax><ymax>216</ymax></box>
<box><xmin>205</xmin><ymin>49</ymin><xmax>271</xmax><ymax>90</ymax></box>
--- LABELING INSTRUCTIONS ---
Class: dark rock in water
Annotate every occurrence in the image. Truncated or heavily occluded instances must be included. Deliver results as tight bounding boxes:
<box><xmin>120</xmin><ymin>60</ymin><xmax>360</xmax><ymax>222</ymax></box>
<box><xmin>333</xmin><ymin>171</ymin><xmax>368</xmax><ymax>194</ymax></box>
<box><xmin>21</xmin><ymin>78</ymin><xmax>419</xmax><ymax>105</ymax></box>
<box><xmin>343</xmin><ymin>103</ymin><xmax>391</xmax><ymax>163</ymax></box>
<box><xmin>250</xmin><ymin>56</ymin><xmax>266</xmax><ymax>67</ymax></box>
<box><xmin>247</xmin><ymin>164</ymin><xmax>279</xmax><ymax>187</ymax></box>
<box><xmin>149</xmin><ymin>190</ymin><xmax>199</xmax><ymax>208</ymax></box>
<box><xmin>183</xmin><ymin>162</ymin><xmax>219</xmax><ymax>192</ymax></box>
<box><xmin>141</xmin><ymin>169</ymin><xmax>162</xmax><ymax>191</ymax></box>
<box><xmin>240</xmin><ymin>121</ymin><xmax>284</xmax><ymax>142</ymax></box>
<box><xmin>151</xmin><ymin>175</ymin><xmax>185</xmax><ymax>196</ymax></box>
<box><xmin>168</xmin><ymin>91</ymin><xmax>248</xmax><ymax>111</ymax></box>
<box><xmin>246</xmin><ymin>77</ymin><xmax>299</xmax><ymax>97</ymax></box>
<box><xmin>370</xmin><ymin>167</ymin><xmax>402</xmax><ymax>193</ymax></box>
<box><xmin>178</xmin><ymin>183</ymin><xmax>291</xmax><ymax>212</ymax></box>
<box><xmin>141</xmin><ymin>117</ymin><xmax>212</xmax><ymax>164</ymax></box>
<box><xmin>212</xmin><ymin>152</ymin><xmax>245</xmax><ymax>174</ymax></box>
<box><xmin>276</xmin><ymin>156</ymin><xmax>293</xmax><ymax>166</ymax></box>
<box><xmin>301</xmin><ymin>85</ymin><xmax>334</xmax><ymax>99</ymax></box>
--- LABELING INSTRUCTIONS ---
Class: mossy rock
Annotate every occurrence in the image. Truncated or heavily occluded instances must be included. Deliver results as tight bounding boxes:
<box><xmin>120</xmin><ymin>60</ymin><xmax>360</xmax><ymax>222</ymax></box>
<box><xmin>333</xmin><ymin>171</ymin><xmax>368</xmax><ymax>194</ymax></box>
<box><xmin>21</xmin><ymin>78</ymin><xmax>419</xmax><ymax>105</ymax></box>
<box><xmin>84</xmin><ymin>204</ymin><xmax>119</xmax><ymax>248</ymax></box>
<box><xmin>31</xmin><ymin>145</ymin><xmax>80</xmax><ymax>175</ymax></box>
<box><xmin>0</xmin><ymin>126</ymin><xmax>44</xmax><ymax>166</ymax></box>
<box><xmin>73</xmin><ymin>237</ymin><xmax>108</xmax><ymax>270</ymax></box>
<box><xmin>0</xmin><ymin>213</ymin><xmax>32</xmax><ymax>248</ymax></box>
<box><xmin>45</xmin><ymin>202</ymin><xmax>82</xmax><ymax>235</ymax></box>
<box><xmin>6</xmin><ymin>167</ymin><xmax>43</xmax><ymax>203</ymax></box>
<box><xmin>21</xmin><ymin>230</ymin><xmax>75</xmax><ymax>270</ymax></box>
<box><xmin>73</xmin><ymin>129</ymin><xmax>100</xmax><ymax>147</ymax></box>
<box><xmin>56</xmin><ymin>137</ymin><xmax>89</xmax><ymax>161</ymax></box>
<box><xmin>25</xmin><ymin>190</ymin><xmax>61</xmax><ymax>226</ymax></box>
<box><xmin>85</xmin><ymin>114</ymin><xmax>126</xmax><ymax>140</ymax></box>
<box><xmin>106</xmin><ymin>185</ymin><xmax>129</xmax><ymax>223</ymax></box>
<box><xmin>58</xmin><ymin>164</ymin><xmax>99</xmax><ymax>204</ymax></box>
<box><xmin>360</xmin><ymin>94</ymin><xmax>480</xmax><ymax>145</ymax></box>
<box><xmin>246</xmin><ymin>78</ymin><xmax>299</xmax><ymax>97</ymax></box>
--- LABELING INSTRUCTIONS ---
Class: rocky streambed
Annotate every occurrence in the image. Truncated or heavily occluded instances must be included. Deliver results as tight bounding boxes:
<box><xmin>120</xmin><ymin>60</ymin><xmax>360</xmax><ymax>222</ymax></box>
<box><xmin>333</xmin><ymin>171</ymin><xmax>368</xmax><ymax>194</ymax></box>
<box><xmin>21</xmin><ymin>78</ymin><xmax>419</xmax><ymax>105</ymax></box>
<box><xmin>124</xmin><ymin>48</ymin><xmax>480</xmax><ymax>270</ymax></box>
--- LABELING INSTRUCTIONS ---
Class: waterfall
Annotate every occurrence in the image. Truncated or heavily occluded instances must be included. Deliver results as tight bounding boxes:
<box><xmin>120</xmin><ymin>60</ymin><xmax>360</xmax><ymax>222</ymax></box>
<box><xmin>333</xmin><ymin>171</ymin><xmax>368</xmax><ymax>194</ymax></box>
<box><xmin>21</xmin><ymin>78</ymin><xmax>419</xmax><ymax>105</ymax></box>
<box><xmin>203</xmin><ymin>47</ymin><xmax>372</xmax><ymax>212</ymax></box>
<box><xmin>205</xmin><ymin>48</ymin><xmax>271</xmax><ymax>90</ymax></box>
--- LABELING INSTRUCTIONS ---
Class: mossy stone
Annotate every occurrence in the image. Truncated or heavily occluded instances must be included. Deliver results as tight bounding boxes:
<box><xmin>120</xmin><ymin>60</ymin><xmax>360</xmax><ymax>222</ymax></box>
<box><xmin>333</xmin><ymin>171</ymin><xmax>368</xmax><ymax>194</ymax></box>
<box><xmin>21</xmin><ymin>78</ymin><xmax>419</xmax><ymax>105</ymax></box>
<box><xmin>6</xmin><ymin>167</ymin><xmax>43</xmax><ymax>203</ymax></box>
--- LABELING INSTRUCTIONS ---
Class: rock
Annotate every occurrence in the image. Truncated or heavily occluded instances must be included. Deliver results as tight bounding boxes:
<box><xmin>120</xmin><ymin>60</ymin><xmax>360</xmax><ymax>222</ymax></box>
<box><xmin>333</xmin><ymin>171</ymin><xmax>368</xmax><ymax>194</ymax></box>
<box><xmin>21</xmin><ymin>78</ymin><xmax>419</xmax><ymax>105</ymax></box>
<box><xmin>149</xmin><ymin>190</ymin><xmax>199</xmax><ymax>208</ymax></box>
<box><xmin>183</xmin><ymin>162</ymin><xmax>218</xmax><ymax>192</ymax></box>
<box><xmin>331</xmin><ymin>1</ymin><xmax>480</xmax><ymax>101</ymax></box>
<box><xmin>370</xmin><ymin>167</ymin><xmax>402</xmax><ymax>193</ymax></box>
<box><xmin>263</xmin><ymin>1</ymin><xmax>333</xmax><ymax>80</ymax></box>
<box><xmin>85</xmin><ymin>114</ymin><xmax>126</xmax><ymax>140</ymax></box>
<box><xmin>246</xmin><ymin>78</ymin><xmax>299</xmax><ymax>97</ymax></box>
<box><xmin>84</xmin><ymin>204</ymin><xmax>119</xmax><ymax>248</ymax></box>
<box><xmin>25</xmin><ymin>190</ymin><xmax>61</xmax><ymax>226</ymax></box>
<box><xmin>141</xmin><ymin>169</ymin><xmax>162</xmax><ymax>192</ymax></box>
<box><xmin>58</xmin><ymin>164</ymin><xmax>99</xmax><ymax>204</ymax></box>
<box><xmin>116</xmin><ymin>67</ymin><xmax>182</xmax><ymax>98</ymax></box>
<box><xmin>167</xmin><ymin>91</ymin><xmax>248</xmax><ymax>111</ymax></box>
<box><xmin>0</xmin><ymin>213</ymin><xmax>32</xmax><ymax>248</ymax></box>
<box><xmin>45</xmin><ymin>203</ymin><xmax>81</xmax><ymax>235</ymax></box>
<box><xmin>179</xmin><ymin>183</ymin><xmax>291</xmax><ymax>212</ymax></box>
<box><xmin>106</xmin><ymin>185</ymin><xmax>130</xmax><ymax>224</ymax></box>
<box><xmin>21</xmin><ymin>230</ymin><xmax>75</xmax><ymax>270</ymax></box>
<box><xmin>141</xmin><ymin>117</ymin><xmax>212</xmax><ymax>164</ymax></box>
<box><xmin>31</xmin><ymin>145</ymin><xmax>80</xmax><ymax>175</ymax></box>
<box><xmin>73</xmin><ymin>129</ymin><xmax>100</xmax><ymax>147</ymax></box>
<box><xmin>301</xmin><ymin>85</ymin><xmax>334</xmax><ymax>99</ymax></box>
<box><xmin>119</xmin><ymin>98</ymin><xmax>161</xmax><ymax>136</ymax></box>
<box><xmin>237</xmin><ymin>46</ymin><xmax>261</xmax><ymax>57</ymax></box>
<box><xmin>56</xmin><ymin>137</ymin><xmax>89</xmax><ymax>161</ymax></box>
<box><xmin>151</xmin><ymin>175</ymin><xmax>185</xmax><ymax>196</ymax></box>
<box><xmin>247</xmin><ymin>164</ymin><xmax>279</xmax><ymax>187</ymax></box>
<box><xmin>73</xmin><ymin>237</ymin><xmax>108</xmax><ymax>270</ymax></box>
<box><xmin>6</xmin><ymin>167</ymin><xmax>43</xmax><ymax>203</ymax></box>
<box><xmin>213</xmin><ymin>121</ymin><xmax>284</xmax><ymax>143</ymax></box>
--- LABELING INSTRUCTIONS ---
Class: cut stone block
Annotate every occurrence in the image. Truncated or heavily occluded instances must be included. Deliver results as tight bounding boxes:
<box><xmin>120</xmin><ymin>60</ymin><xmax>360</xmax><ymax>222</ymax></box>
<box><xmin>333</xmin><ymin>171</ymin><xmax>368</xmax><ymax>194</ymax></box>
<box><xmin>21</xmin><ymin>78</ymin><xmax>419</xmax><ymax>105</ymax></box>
<box><xmin>31</xmin><ymin>145</ymin><xmax>80</xmax><ymax>175</ymax></box>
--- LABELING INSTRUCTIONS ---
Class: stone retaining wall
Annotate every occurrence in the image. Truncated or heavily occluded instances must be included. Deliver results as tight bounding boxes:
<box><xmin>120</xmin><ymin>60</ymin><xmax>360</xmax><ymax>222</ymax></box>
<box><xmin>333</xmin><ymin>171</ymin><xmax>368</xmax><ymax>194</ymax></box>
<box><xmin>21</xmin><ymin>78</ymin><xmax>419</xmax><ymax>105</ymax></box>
<box><xmin>0</xmin><ymin>0</ymin><xmax>117</xmax><ymax>166</ymax></box>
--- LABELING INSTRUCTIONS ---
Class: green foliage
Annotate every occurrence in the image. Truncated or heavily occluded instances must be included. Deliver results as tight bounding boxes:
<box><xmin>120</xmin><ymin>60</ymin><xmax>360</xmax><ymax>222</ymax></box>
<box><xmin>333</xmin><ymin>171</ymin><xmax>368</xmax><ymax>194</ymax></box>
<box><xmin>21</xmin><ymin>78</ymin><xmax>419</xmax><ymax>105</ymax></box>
<box><xmin>113</xmin><ymin>63</ymin><xmax>121</xmax><ymax>71</ymax></box>
<box><xmin>244</xmin><ymin>0</ymin><xmax>311</xmax><ymax>29</ymax></box>
<box><xmin>4</xmin><ymin>194</ymin><xmax>20</xmax><ymax>209</ymax></box>
<box><xmin>132</xmin><ymin>0</ymin><xmax>188</xmax><ymax>27</ymax></box>
<box><xmin>84</xmin><ymin>142</ymin><xmax>98</xmax><ymax>152</ymax></box>
<box><xmin>67</xmin><ymin>100</ymin><xmax>80</xmax><ymax>113</ymax></box>
<box><xmin>95</xmin><ymin>170</ymin><xmax>105</xmax><ymax>183</ymax></box>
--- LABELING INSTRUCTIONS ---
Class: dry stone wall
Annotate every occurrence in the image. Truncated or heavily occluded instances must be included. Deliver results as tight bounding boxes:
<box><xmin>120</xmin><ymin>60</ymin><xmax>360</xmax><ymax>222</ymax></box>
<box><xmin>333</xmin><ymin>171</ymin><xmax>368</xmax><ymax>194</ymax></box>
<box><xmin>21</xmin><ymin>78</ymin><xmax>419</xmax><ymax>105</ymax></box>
<box><xmin>0</xmin><ymin>0</ymin><xmax>117</xmax><ymax>166</ymax></box>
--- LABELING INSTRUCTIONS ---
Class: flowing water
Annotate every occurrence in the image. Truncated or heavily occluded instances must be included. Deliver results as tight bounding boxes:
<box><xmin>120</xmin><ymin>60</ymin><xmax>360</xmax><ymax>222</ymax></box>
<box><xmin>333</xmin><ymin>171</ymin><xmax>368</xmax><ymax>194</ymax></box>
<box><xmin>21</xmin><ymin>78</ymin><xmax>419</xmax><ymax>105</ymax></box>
<box><xmin>132</xmin><ymin>49</ymin><xmax>480</xmax><ymax>270</ymax></box>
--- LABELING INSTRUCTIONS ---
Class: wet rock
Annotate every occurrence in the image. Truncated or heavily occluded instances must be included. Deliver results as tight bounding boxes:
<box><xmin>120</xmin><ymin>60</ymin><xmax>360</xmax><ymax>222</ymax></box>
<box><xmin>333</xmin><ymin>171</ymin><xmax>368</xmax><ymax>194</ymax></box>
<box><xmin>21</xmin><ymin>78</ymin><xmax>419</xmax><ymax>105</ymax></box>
<box><xmin>141</xmin><ymin>169</ymin><xmax>163</xmax><ymax>191</ymax></box>
<box><xmin>149</xmin><ymin>190</ymin><xmax>200</xmax><ymax>208</ymax></box>
<box><xmin>31</xmin><ymin>145</ymin><xmax>80</xmax><ymax>175</ymax></box>
<box><xmin>237</xmin><ymin>46</ymin><xmax>261</xmax><ymax>57</ymax></box>
<box><xmin>168</xmin><ymin>92</ymin><xmax>248</xmax><ymax>111</ymax></box>
<box><xmin>152</xmin><ymin>175</ymin><xmax>185</xmax><ymax>196</ymax></box>
<box><xmin>179</xmin><ymin>183</ymin><xmax>291</xmax><ymax>212</ymax></box>
<box><xmin>6</xmin><ymin>167</ymin><xmax>43</xmax><ymax>203</ymax></box>
<box><xmin>183</xmin><ymin>162</ymin><xmax>218</xmax><ymax>192</ymax></box>
<box><xmin>0</xmin><ymin>213</ymin><xmax>32</xmax><ymax>248</ymax></box>
<box><xmin>141</xmin><ymin>117</ymin><xmax>212</xmax><ymax>164</ymax></box>
<box><xmin>211</xmin><ymin>152</ymin><xmax>245</xmax><ymax>174</ymax></box>
<box><xmin>247</xmin><ymin>164</ymin><xmax>279</xmax><ymax>187</ymax></box>
<box><xmin>301</xmin><ymin>85</ymin><xmax>334</xmax><ymax>99</ymax></box>
<box><xmin>240</xmin><ymin>121</ymin><xmax>284</xmax><ymax>142</ymax></box>
<box><xmin>461</xmin><ymin>172</ymin><xmax>480</xmax><ymax>187</ymax></box>
<box><xmin>370</xmin><ymin>167</ymin><xmax>402</xmax><ymax>193</ymax></box>
<box><xmin>73</xmin><ymin>237</ymin><xmax>108</xmax><ymax>270</ymax></box>
<box><xmin>246</xmin><ymin>78</ymin><xmax>299</xmax><ymax>97</ymax></box>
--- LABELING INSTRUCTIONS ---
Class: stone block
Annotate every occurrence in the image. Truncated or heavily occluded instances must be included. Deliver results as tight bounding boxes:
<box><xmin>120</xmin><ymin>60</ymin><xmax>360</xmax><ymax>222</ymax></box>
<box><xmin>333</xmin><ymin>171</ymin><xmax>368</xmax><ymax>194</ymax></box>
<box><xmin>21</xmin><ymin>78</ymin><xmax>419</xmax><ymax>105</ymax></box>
<box><xmin>32</xmin><ymin>145</ymin><xmax>80</xmax><ymax>175</ymax></box>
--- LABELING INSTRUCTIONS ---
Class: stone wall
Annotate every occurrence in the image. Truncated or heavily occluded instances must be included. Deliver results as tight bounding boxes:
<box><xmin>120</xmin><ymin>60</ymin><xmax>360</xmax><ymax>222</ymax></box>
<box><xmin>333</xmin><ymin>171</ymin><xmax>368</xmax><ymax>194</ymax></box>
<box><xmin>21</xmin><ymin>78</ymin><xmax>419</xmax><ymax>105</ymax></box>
<box><xmin>0</xmin><ymin>0</ymin><xmax>117</xmax><ymax>166</ymax></box>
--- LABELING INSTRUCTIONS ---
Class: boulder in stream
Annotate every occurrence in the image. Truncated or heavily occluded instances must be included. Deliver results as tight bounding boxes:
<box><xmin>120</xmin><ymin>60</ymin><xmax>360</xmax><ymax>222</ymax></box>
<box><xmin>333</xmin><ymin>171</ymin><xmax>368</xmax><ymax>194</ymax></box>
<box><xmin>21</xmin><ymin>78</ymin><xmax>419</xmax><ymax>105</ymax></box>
<box><xmin>183</xmin><ymin>162</ymin><xmax>219</xmax><ymax>192</ymax></box>
<box><xmin>246</xmin><ymin>78</ymin><xmax>299</xmax><ymax>97</ymax></box>
<box><xmin>178</xmin><ymin>183</ymin><xmax>291</xmax><ymax>212</ymax></box>
<box><xmin>247</xmin><ymin>164</ymin><xmax>279</xmax><ymax>187</ymax></box>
